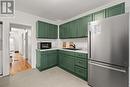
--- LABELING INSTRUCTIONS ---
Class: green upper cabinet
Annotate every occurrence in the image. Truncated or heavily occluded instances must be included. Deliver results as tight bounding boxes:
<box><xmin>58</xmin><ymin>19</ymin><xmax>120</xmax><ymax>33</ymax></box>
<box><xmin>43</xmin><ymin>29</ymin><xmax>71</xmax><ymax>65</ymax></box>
<box><xmin>59</xmin><ymin>14</ymin><xmax>93</xmax><ymax>39</ymax></box>
<box><xmin>93</xmin><ymin>10</ymin><xmax>105</xmax><ymax>21</ymax></box>
<box><xmin>36</xmin><ymin>21</ymin><xmax>58</xmax><ymax>39</ymax></box>
<box><xmin>59</xmin><ymin>3</ymin><xmax>125</xmax><ymax>39</ymax></box>
<box><xmin>77</xmin><ymin>15</ymin><xmax>93</xmax><ymax>37</ymax></box>
<box><xmin>68</xmin><ymin>21</ymin><xmax>77</xmax><ymax>38</ymax></box>
<box><xmin>48</xmin><ymin>24</ymin><xmax>58</xmax><ymax>39</ymax></box>
<box><xmin>59</xmin><ymin>25</ymin><xmax>64</xmax><ymax>39</ymax></box>
<box><xmin>36</xmin><ymin>21</ymin><xmax>48</xmax><ymax>38</ymax></box>
<box><xmin>105</xmin><ymin>3</ymin><xmax>125</xmax><ymax>17</ymax></box>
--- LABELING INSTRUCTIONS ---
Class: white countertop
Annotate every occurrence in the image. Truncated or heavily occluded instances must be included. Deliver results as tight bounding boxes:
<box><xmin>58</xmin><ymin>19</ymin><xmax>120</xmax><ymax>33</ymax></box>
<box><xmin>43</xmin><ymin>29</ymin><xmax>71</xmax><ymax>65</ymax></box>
<box><xmin>37</xmin><ymin>48</ymin><xmax>88</xmax><ymax>54</ymax></box>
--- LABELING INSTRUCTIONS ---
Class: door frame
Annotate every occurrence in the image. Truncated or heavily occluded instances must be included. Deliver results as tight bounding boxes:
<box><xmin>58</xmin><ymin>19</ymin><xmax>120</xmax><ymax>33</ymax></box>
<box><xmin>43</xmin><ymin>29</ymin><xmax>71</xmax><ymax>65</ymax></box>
<box><xmin>9</xmin><ymin>23</ymin><xmax>32</xmax><ymax>73</ymax></box>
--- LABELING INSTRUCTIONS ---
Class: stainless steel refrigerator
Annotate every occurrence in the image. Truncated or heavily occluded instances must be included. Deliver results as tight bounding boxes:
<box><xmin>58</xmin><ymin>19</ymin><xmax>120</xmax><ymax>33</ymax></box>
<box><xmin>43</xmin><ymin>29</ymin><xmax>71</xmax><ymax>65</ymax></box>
<box><xmin>88</xmin><ymin>13</ymin><xmax>129</xmax><ymax>87</ymax></box>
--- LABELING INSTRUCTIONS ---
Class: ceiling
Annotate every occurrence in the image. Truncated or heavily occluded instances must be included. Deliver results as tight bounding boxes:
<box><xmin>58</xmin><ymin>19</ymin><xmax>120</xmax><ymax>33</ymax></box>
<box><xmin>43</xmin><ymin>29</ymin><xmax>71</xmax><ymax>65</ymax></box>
<box><xmin>16</xmin><ymin>0</ymin><xmax>115</xmax><ymax>21</ymax></box>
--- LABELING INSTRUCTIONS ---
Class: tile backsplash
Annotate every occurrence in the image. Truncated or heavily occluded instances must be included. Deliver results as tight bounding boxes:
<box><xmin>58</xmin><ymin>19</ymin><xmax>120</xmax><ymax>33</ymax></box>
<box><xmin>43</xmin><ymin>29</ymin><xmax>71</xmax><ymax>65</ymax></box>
<box><xmin>58</xmin><ymin>38</ymin><xmax>88</xmax><ymax>51</ymax></box>
<box><xmin>37</xmin><ymin>38</ymin><xmax>88</xmax><ymax>51</ymax></box>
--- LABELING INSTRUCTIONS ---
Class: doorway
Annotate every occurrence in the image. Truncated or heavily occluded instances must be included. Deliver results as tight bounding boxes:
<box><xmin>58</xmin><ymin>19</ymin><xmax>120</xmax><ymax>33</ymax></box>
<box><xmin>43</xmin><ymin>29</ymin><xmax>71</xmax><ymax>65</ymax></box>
<box><xmin>0</xmin><ymin>22</ymin><xmax>3</xmax><ymax>76</ymax></box>
<box><xmin>9</xmin><ymin>23</ymin><xmax>32</xmax><ymax>75</ymax></box>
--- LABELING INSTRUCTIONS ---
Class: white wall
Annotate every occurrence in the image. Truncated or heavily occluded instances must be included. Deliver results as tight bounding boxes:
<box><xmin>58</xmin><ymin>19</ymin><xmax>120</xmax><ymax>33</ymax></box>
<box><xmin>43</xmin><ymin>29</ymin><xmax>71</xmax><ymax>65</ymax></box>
<box><xmin>9</xmin><ymin>37</ymin><xmax>14</xmax><ymax>52</ymax></box>
<box><xmin>27</xmin><ymin>29</ymin><xmax>32</xmax><ymax>64</ymax></box>
<box><xmin>0</xmin><ymin>11</ymin><xmax>58</xmax><ymax>76</ymax></box>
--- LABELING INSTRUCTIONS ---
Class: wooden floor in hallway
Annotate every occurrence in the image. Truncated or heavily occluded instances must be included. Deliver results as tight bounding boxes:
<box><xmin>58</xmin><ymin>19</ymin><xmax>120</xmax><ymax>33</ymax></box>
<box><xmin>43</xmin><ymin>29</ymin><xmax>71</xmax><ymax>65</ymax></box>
<box><xmin>10</xmin><ymin>53</ymin><xmax>32</xmax><ymax>75</ymax></box>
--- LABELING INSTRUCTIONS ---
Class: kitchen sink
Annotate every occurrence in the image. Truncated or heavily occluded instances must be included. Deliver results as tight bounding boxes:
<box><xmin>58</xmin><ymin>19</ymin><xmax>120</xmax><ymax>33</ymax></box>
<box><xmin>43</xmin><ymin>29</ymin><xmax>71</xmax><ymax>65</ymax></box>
<box><xmin>63</xmin><ymin>48</ymin><xmax>81</xmax><ymax>50</ymax></box>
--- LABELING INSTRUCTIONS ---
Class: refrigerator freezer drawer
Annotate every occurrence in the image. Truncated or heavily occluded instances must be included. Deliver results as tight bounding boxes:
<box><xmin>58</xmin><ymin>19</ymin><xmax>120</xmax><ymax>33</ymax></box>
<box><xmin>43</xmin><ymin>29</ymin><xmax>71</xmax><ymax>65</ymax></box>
<box><xmin>88</xmin><ymin>62</ymin><xmax>128</xmax><ymax>87</ymax></box>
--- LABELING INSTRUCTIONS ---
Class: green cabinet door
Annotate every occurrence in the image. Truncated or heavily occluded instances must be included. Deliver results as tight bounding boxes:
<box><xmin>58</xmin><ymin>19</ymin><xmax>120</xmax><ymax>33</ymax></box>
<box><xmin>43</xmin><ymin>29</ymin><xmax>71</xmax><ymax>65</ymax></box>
<box><xmin>60</xmin><ymin>24</ymin><xmax>67</xmax><ymax>39</ymax></box>
<box><xmin>106</xmin><ymin>3</ymin><xmax>125</xmax><ymax>17</ymax></box>
<box><xmin>59</xmin><ymin>53</ymin><xmax>66</xmax><ymax>68</ymax></box>
<box><xmin>65</xmin><ymin>55</ymin><xmax>75</xmax><ymax>72</ymax></box>
<box><xmin>77</xmin><ymin>15</ymin><xmax>93</xmax><ymax>37</ymax></box>
<box><xmin>36</xmin><ymin>21</ymin><xmax>48</xmax><ymax>38</ymax></box>
<box><xmin>48</xmin><ymin>24</ymin><xmax>52</xmax><ymax>39</ymax></box>
<box><xmin>75</xmin><ymin>19</ymin><xmax>82</xmax><ymax>37</ymax></box>
<box><xmin>36</xmin><ymin>51</ymin><xmax>48</xmax><ymax>71</ymax></box>
<box><xmin>41</xmin><ymin>53</ymin><xmax>48</xmax><ymax>69</ymax></box>
<box><xmin>36</xmin><ymin>50</ymin><xmax>58</xmax><ymax>71</ymax></box>
<box><xmin>48</xmin><ymin>24</ymin><xmax>58</xmax><ymax>39</ymax></box>
<box><xmin>74</xmin><ymin>66</ymin><xmax>87</xmax><ymax>80</ymax></box>
<box><xmin>93</xmin><ymin>10</ymin><xmax>105</xmax><ymax>21</ymax></box>
<box><xmin>58</xmin><ymin>53</ymin><xmax>63</xmax><ymax>67</ymax></box>
<box><xmin>58</xmin><ymin>52</ymin><xmax>75</xmax><ymax>72</ymax></box>
<box><xmin>36</xmin><ymin>50</ymin><xmax>41</xmax><ymax>69</ymax></box>
<box><xmin>70</xmin><ymin>21</ymin><xmax>77</xmax><ymax>38</ymax></box>
<box><xmin>47</xmin><ymin>51</ymin><xmax>57</xmax><ymax>67</ymax></box>
<box><xmin>36</xmin><ymin>21</ymin><xmax>58</xmax><ymax>39</ymax></box>
<box><xmin>59</xmin><ymin>25</ymin><xmax>64</xmax><ymax>39</ymax></box>
<box><xmin>65</xmin><ymin>23</ymin><xmax>70</xmax><ymax>38</ymax></box>
<box><xmin>54</xmin><ymin>25</ymin><xmax>58</xmax><ymax>39</ymax></box>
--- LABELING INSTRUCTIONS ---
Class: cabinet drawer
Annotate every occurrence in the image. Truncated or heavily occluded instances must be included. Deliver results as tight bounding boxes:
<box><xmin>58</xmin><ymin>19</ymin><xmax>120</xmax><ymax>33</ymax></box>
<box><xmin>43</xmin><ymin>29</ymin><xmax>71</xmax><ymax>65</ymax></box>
<box><xmin>59</xmin><ymin>50</ymin><xmax>75</xmax><ymax>56</ymax></box>
<box><xmin>75</xmin><ymin>58</ymin><xmax>87</xmax><ymax>68</ymax></box>
<box><xmin>74</xmin><ymin>66</ymin><xmax>87</xmax><ymax>79</ymax></box>
<box><xmin>75</xmin><ymin>53</ymin><xmax>87</xmax><ymax>59</ymax></box>
<box><xmin>66</xmin><ymin>51</ymin><xmax>75</xmax><ymax>56</ymax></box>
<box><xmin>47</xmin><ymin>50</ymin><xmax>57</xmax><ymax>54</ymax></box>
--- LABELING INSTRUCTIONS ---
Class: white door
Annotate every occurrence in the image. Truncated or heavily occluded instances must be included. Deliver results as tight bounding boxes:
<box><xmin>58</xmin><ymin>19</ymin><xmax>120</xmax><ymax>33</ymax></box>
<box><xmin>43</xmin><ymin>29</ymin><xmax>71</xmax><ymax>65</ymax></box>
<box><xmin>0</xmin><ymin>23</ymin><xmax>3</xmax><ymax>75</ymax></box>
<box><xmin>25</xmin><ymin>31</ymin><xmax>28</xmax><ymax>59</ymax></box>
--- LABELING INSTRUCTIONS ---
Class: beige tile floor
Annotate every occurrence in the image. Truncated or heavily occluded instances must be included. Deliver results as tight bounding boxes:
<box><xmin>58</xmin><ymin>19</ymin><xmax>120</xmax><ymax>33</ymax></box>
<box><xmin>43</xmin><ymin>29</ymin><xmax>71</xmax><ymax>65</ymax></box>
<box><xmin>0</xmin><ymin>67</ymin><xmax>90</xmax><ymax>87</ymax></box>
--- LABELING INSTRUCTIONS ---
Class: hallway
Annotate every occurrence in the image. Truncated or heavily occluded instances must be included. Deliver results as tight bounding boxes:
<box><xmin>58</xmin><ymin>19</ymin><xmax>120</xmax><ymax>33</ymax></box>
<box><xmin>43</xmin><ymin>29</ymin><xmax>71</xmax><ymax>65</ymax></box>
<box><xmin>10</xmin><ymin>53</ymin><xmax>32</xmax><ymax>75</ymax></box>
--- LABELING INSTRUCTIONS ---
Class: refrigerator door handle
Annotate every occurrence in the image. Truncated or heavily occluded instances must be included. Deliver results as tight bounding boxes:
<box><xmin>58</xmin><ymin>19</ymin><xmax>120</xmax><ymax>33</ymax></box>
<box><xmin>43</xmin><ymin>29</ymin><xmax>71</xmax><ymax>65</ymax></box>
<box><xmin>88</xmin><ymin>25</ymin><xmax>91</xmax><ymax>59</ymax></box>
<box><xmin>89</xmin><ymin>62</ymin><xmax>126</xmax><ymax>73</ymax></box>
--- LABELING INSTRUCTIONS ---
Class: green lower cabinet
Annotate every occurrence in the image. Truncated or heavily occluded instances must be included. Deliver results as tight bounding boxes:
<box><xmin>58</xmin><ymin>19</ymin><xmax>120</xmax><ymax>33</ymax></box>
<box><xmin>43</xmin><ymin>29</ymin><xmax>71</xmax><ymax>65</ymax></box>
<box><xmin>36</xmin><ymin>50</ymin><xmax>57</xmax><ymax>71</ymax></box>
<box><xmin>41</xmin><ymin>53</ymin><xmax>48</xmax><ymax>70</ymax></box>
<box><xmin>47</xmin><ymin>51</ymin><xmax>57</xmax><ymax>67</ymax></box>
<box><xmin>65</xmin><ymin>55</ymin><xmax>75</xmax><ymax>72</ymax></box>
<box><xmin>74</xmin><ymin>66</ymin><xmax>87</xmax><ymax>80</ymax></box>
<box><xmin>75</xmin><ymin>58</ymin><xmax>87</xmax><ymax>68</ymax></box>
<box><xmin>36</xmin><ymin>51</ymin><xmax>48</xmax><ymax>71</ymax></box>
<box><xmin>59</xmin><ymin>53</ymin><xmax>74</xmax><ymax>72</ymax></box>
<box><xmin>58</xmin><ymin>50</ymin><xmax>88</xmax><ymax>81</ymax></box>
<box><xmin>58</xmin><ymin>53</ymin><xmax>64</xmax><ymax>67</ymax></box>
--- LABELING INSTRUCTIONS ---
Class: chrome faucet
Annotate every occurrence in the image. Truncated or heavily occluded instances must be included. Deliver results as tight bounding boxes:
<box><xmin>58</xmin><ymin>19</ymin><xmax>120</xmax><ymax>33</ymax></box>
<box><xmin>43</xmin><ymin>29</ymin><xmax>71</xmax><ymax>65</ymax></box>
<box><xmin>70</xmin><ymin>43</ymin><xmax>76</xmax><ymax>49</ymax></box>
